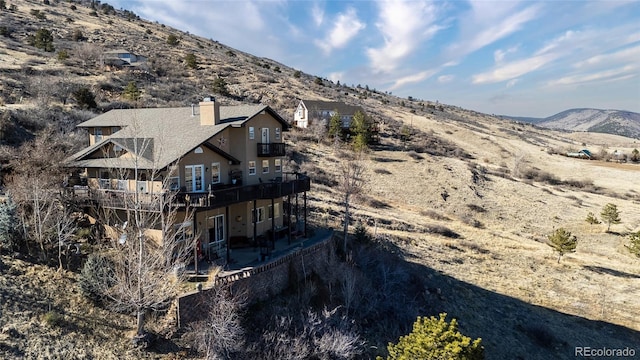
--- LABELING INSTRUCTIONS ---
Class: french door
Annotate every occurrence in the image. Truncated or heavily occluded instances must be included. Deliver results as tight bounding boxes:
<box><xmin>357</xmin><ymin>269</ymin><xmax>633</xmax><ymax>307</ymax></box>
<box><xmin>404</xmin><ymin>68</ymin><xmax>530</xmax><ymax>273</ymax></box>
<box><xmin>185</xmin><ymin>165</ymin><xmax>205</xmax><ymax>192</ymax></box>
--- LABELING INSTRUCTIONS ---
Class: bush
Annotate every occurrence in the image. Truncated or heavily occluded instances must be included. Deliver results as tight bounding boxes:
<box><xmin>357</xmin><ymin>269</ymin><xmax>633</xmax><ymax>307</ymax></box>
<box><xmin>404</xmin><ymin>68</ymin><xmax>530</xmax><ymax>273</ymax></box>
<box><xmin>73</xmin><ymin>87</ymin><xmax>97</xmax><ymax>109</ymax></box>
<box><xmin>79</xmin><ymin>253</ymin><xmax>115</xmax><ymax>304</ymax></box>
<box><xmin>379</xmin><ymin>313</ymin><xmax>484</xmax><ymax>360</ymax></box>
<box><xmin>166</xmin><ymin>34</ymin><xmax>179</xmax><ymax>45</ymax></box>
<box><xmin>43</xmin><ymin>311</ymin><xmax>63</xmax><ymax>327</ymax></box>
<box><xmin>184</xmin><ymin>53</ymin><xmax>197</xmax><ymax>69</ymax></box>
<box><xmin>28</xmin><ymin>28</ymin><xmax>55</xmax><ymax>52</ymax></box>
<box><xmin>57</xmin><ymin>49</ymin><xmax>69</xmax><ymax>61</ymax></box>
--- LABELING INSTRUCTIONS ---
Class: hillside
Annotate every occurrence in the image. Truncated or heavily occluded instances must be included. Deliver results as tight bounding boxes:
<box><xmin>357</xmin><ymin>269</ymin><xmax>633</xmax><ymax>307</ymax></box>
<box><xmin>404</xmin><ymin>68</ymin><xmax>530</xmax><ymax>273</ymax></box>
<box><xmin>1</xmin><ymin>1</ymin><xmax>640</xmax><ymax>359</ymax></box>
<box><xmin>507</xmin><ymin>109</ymin><xmax>640</xmax><ymax>138</ymax></box>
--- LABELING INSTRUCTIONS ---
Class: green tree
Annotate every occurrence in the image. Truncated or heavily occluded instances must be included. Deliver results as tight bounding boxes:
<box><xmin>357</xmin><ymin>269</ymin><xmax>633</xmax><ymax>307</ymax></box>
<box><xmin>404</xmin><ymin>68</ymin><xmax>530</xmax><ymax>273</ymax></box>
<box><xmin>626</xmin><ymin>231</ymin><xmax>640</xmax><ymax>258</ymax></box>
<box><xmin>73</xmin><ymin>87</ymin><xmax>97</xmax><ymax>109</ymax></box>
<box><xmin>293</xmin><ymin>70</ymin><xmax>301</xmax><ymax>78</ymax></box>
<box><xmin>123</xmin><ymin>81</ymin><xmax>141</xmax><ymax>101</ymax></box>
<box><xmin>600</xmin><ymin>203</ymin><xmax>621</xmax><ymax>232</ymax></box>
<box><xmin>314</xmin><ymin>76</ymin><xmax>324</xmax><ymax>86</ymax></box>
<box><xmin>0</xmin><ymin>196</ymin><xmax>21</xmax><ymax>252</ymax></box>
<box><xmin>547</xmin><ymin>228</ymin><xmax>577</xmax><ymax>263</ymax></box>
<box><xmin>29</xmin><ymin>28</ymin><xmax>55</xmax><ymax>52</ymax></box>
<box><xmin>630</xmin><ymin>148</ymin><xmax>639</xmax><ymax>163</ymax></box>
<box><xmin>184</xmin><ymin>53</ymin><xmax>197</xmax><ymax>69</ymax></box>
<box><xmin>350</xmin><ymin>110</ymin><xmax>370</xmax><ymax>151</ymax></box>
<box><xmin>328</xmin><ymin>110</ymin><xmax>342</xmax><ymax>141</ymax></box>
<box><xmin>212</xmin><ymin>77</ymin><xmax>229</xmax><ymax>96</ymax></box>
<box><xmin>378</xmin><ymin>313</ymin><xmax>484</xmax><ymax>360</ymax></box>
<box><xmin>585</xmin><ymin>212</ymin><xmax>600</xmax><ymax>226</ymax></box>
<box><xmin>166</xmin><ymin>34</ymin><xmax>179</xmax><ymax>46</ymax></box>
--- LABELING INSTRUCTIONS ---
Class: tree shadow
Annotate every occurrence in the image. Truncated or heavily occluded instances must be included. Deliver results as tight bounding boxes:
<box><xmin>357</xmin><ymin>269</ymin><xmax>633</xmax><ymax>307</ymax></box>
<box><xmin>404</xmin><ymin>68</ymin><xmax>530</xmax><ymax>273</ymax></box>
<box><xmin>583</xmin><ymin>265</ymin><xmax>640</xmax><ymax>279</ymax></box>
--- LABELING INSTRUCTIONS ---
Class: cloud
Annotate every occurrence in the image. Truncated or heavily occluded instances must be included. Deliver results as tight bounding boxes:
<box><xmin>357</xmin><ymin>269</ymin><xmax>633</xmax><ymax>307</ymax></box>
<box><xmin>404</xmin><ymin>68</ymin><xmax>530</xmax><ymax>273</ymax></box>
<box><xmin>366</xmin><ymin>0</ymin><xmax>443</xmax><ymax>73</ymax></box>
<box><xmin>448</xmin><ymin>3</ymin><xmax>541</xmax><ymax>60</ymax></box>
<box><xmin>390</xmin><ymin>69</ymin><xmax>439</xmax><ymax>90</ymax></box>
<box><xmin>548</xmin><ymin>64</ymin><xmax>638</xmax><ymax>86</ymax></box>
<box><xmin>472</xmin><ymin>53</ymin><xmax>557</xmax><ymax>84</ymax></box>
<box><xmin>494</xmin><ymin>46</ymin><xmax>519</xmax><ymax>64</ymax></box>
<box><xmin>506</xmin><ymin>79</ymin><xmax>519</xmax><ymax>88</ymax></box>
<box><xmin>311</xmin><ymin>2</ymin><xmax>324</xmax><ymax>27</ymax></box>
<box><xmin>573</xmin><ymin>45</ymin><xmax>640</xmax><ymax>69</ymax></box>
<box><xmin>438</xmin><ymin>75</ymin><xmax>454</xmax><ymax>84</ymax></box>
<box><xmin>315</xmin><ymin>7</ymin><xmax>365</xmax><ymax>55</ymax></box>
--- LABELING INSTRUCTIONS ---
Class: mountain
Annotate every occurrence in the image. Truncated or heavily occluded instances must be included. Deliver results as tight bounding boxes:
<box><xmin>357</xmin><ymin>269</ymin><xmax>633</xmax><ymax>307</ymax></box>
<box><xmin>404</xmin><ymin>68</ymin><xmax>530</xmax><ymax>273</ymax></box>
<box><xmin>2</xmin><ymin>1</ymin><xmax>640</xmax><ymax>360</ymax></box>
<box><xmin>508</xmin><ymin>109</ymin><xmax>640</xmax><ymax>138</ymax></box>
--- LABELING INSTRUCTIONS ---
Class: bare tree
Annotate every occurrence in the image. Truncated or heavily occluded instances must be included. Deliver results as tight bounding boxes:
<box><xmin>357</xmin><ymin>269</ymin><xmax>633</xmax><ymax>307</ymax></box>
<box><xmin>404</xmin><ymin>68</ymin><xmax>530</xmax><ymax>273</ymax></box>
<box><xmin>337</xmin><ymin>154</ymin><xmax>366</xmax><ymax>254</ymax></box>
<box><xmin>87</xmin><ymin>121</ymin><xmax>197</xmax><ymax>344</ymax></box>
<box><xmin>187</xmin><ymin>286</ymin><xmax>245</xmax><ymax>359</ymax></box>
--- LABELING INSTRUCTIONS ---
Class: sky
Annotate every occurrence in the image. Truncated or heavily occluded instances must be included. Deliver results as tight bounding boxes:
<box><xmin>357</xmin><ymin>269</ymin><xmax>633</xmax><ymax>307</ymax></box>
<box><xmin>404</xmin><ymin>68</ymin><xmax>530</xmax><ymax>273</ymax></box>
<box><xmin>108</xmin><ymin>0</ymin><xmax>640</xmax><ymax>118</ymax></box>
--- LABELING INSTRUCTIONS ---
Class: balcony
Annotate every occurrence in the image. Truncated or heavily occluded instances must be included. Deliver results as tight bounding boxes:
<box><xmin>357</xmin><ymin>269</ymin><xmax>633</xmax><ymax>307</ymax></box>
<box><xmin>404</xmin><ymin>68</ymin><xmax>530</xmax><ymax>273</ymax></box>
<box><xmin>257</xmin><ymin>143</ymin><xmax>286</xmax><ymax>157</ymax></box>
<box><xmin>69</xmin><ymin>174</ymin><xmax>311</xmax><ymax>210</ymax></box>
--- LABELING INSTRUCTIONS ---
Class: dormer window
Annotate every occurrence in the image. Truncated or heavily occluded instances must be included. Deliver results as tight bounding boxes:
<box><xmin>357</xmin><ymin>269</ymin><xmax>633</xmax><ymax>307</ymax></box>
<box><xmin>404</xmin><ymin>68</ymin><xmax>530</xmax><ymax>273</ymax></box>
<box><xmin>249</xmin><ymin>127</ymin><xmax>255</xmax><ymax>140</ymax></box>
<box><xmin>95</xmin><ymin>128</ymin><xmax>103</xmax><ymax>142</ymax></box>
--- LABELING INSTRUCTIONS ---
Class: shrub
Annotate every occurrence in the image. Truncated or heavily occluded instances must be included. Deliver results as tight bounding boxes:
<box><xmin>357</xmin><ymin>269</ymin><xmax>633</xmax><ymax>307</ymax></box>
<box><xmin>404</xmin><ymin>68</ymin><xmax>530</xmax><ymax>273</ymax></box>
<box><xmin>379</xmin><ymin>313</ymin><xmax>484</xmax><ymax>360</ymax></box>
<box><xmin>72</xmin><ymin>29</ymin><xmax>84</xmax><ymax>41</ymax></box>
<box><xmin>212</xmin><ymin>77</ymin><xmax>229</xmax><ymax>96</ymax></box>
<box><xmin>28</xmin><ymin>28</ymin><xmax>55</xmax><ymax>52</ymax></box>
<box><xmin>166</xmin><ymin>34</ymin><xmax>179</xmax><ymax>45</ymax></box>
<box><xmin>293</xmin><ymin>70</ymin><xmax>301</xmax><ymax>78</ymax></box>
<box><xmin>0</xmin><ymin>26</ymin><xmax>11</xmax><ymax>37</ymax></box>
<box><xmin>70</xmin><ymin>4</ymin><xmax>77</xmax><ymax>10</ymax></box>
<box><xmin>57</xmin><ymin>49</ymin><xmax>68</xmax><ymax>61</ymax></box>
<box><xmin>626</xmin><ymin>231</ymin><xmax>640</xmax><ymax>258</ymax></box>
<box><xmin>79</xmin><ymin>253</ymin><xmax>115</xmax><ymax>304</ymax></box>
<box><xmin>184</xmin><ymin>53</ymin><xmax>197</xmax><ymax>69</ymax></box>
<box><xmin>43</xmin><ymin>311</ymin><xmax>63</xmax><ymax>327</ymax></box>
<box><xmin>72</xmin><ymin>87</ymin><xmax>97</xmax><ymax>109</ymax></box>
<box><xmin>30</xmin><ymin>9</ymin><xmax>46</xmax><ymax>20</ymax></box>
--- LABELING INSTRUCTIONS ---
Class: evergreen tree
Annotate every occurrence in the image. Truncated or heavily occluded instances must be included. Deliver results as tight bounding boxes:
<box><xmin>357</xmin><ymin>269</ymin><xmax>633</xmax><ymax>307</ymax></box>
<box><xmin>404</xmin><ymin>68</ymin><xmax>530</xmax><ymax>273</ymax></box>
<box><xmin>547</xmin><ymin>228</ymin><xmax>577</xmax><ymax>263</ymax></box>
<box><xmin>328</xmin><ymin>111</ymin><xmax>342</xmax><ymax>141</ymax></box>
<box><xmin>600</xmin><ymin>203</ymin><xmax>621</xmax><ymax>232</ymax></box>
<box><xmin>212</xmin><ymin>77</ymin><xmax>229</xmax><ymax>96</ymax></box>
<box><xmin>350</xmin><ymin>110</ymin><xmax>370</xmax><ymax>151</ymax></box>
<box><xmin>378</xmin><ymin>313</ymin><xmax>484</xmax><ymax>360</ymax></box>
<box><xmin>73</xmin><ymin>87</ymin><xmax>97</xmax><ymax>109</ymax></box>
<box><xmin>585</xmin><ymin>212</ymin><xmax>600</xmax><ymax>226</ymax></box>
<box><xmin>0</xmin><ymin>197</ymin><xmax>21</xmax><ymax>252</ymax></box>
<box><xmin>626</xmin><ymin>231</ymin><xmax>640</xmax><ymax>258</ymax></box>
<box><xmin>166</xmin><ymin>34</ymin><xmax>179</xmax><ymax>45</ymax></box>
<box><xmin>184</xmin><ymin>53</ymin><xmax>197</xmax><ymax>69</ymax></box>
<box><xmin>123</xmin><ymin>81</ymin><xmax>141</xmax><ymax>101</ymax></box>
<box><xmin>29</xmin><ymin>28</ymin><xmax>55</xmax><ymax>52</ymax></box>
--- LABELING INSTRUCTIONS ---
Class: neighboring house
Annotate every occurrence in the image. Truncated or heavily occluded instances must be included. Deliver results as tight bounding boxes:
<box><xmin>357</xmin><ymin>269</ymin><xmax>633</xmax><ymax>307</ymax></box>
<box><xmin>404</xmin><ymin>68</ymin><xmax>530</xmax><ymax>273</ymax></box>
<box><xmin>567</xmin><ymin>149</ymin><xmax>592</xmax><ymax>159</ymax></box>
<box><xmin>103</xmin><ymin>49</ymin><xmax>147</xmax><ymax>67</ymax></box>
<box><xmin>293</xmin><ymin>100</ymin><xmax>364</xmax><ymax>129</ymax></box>
<box><xmin>67</xmin><ymin>97</ymin><xmax>310</xmax><ymax>262</ymax></box>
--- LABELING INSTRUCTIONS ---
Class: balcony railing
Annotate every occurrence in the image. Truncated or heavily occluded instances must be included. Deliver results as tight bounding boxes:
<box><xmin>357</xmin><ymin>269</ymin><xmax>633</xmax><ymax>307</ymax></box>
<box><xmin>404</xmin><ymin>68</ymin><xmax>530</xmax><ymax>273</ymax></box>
<box><xmin>257</xmin><ymin>143</ymin><xmax>286</xmax><ymax>157</ymax></box>
<box><xmin>69</xmin><ymin>175</ymin><xmax>311</xmax><ymax>210</ymax></box>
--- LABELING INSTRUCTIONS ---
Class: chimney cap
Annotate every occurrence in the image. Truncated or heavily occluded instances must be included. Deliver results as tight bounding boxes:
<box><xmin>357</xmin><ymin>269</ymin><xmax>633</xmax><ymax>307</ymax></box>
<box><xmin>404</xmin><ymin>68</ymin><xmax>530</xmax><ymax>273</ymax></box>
<box><xmin>203</xmin><ymin>96</ymin><xmax>215</xmax><ymax>102</ymax></box>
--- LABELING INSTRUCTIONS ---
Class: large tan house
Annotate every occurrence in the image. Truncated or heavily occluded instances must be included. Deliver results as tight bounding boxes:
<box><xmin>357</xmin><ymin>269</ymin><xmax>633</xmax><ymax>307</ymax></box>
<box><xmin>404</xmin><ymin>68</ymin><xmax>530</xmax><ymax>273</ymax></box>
<box><xmin>293</xmin><ymin>100</ymin><xmax>364</xmax><ymax>129</ymax></box>
<box><xmin>68</xmin><ymin>98</ymin><xmax>310</xmax><ymax>262</ymax></box>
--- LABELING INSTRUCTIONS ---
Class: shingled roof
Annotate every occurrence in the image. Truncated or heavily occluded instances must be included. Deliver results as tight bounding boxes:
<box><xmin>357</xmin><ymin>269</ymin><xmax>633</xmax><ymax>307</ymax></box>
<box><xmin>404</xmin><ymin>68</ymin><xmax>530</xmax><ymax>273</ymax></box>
<box><xmin>300</xmin><ymin>100</ymin><xmax>363</xmax><ymax>116</ymax></box>
<box><xmin>70</xmin><ymin>104</ymin><xmax>287</xmax><ymax>170</ymax></box>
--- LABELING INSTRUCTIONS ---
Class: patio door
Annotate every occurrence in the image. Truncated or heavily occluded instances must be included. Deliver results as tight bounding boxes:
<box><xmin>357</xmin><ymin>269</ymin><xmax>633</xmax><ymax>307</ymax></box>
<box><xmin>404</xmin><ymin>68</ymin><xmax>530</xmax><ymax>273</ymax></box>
<box><xmin>208</xmin><ymin>215</ymin><xmax>225</xmax><ymax>244</ymax></box>
<box><xmin>261</xmin><ymin>128</ymin><xmax>269</xmax><ymax>144</ymax></box>
<box><xmin>185</xmin><ymin>165</ymin><xmax>205</xmax><ymax>192</ymax></box>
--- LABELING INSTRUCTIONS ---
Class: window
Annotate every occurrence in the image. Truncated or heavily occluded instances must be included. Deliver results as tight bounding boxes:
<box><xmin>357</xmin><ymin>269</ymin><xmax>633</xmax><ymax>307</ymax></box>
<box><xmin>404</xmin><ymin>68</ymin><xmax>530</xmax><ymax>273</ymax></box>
<box><xmin>275</xmin><ymin>127</ymin><xmax>281</xmax><ymax>140</ymax></box>
<box><xmin>262</xmin><ymin>159</ymin><xmax>269</xmax><ymax>174</ymax></box>
<box><xmin>94</xmin><ymin>128</ymin><xmax>103</xmax><ymax>142</ymax></box>
<box><xmin>248</xmin><ymin>161</ymin><xmax>256</xmax><ymax>175</ymax></box>
<box><xmin>268</xmin><ymin>204</ymin><xmax>274</xmax><ymax>220</ymax></box>
<box><xmin>274</xmin><ymin>159</ymin><xmax>282</xmax><ymax>172</ymax></box>
<box><xmin>274</xmin><ymin>203</ymin><xmax>280</xmax><ymax>218</ymax></box>
<box><xmin>208</xmin><ymin>215</ymin><xmax>225</xmax><ymax>244</ymax></box>
<box><xmin>117</xmin><ymin>179</ymin><xmax>127</xmax><ymax>191</ymax></box>
<box><xmin>185</xmin><ymin>165</ymin><xmax>205</xmax><ymax>192</ymax></box>
<box><xmin>252</xmin><ymin>207</ymin><xmax>264</xmax><ymax>223</ymax></box>
<box><xmin>211</xmin><ymin>162</ymin><xmax>220</xmax><ymax>184</ymax></box>
<box><xmin>111</xmin><ymin>127</ymin><xmax>120</xmax><ymax>135</ymax></box>
<box><xmin>137</xmin><ymin>180</ymin><xmax>148</xmax><ymax>193</ymax></box>
<box><xmin>168</xmin><ymin>177</ymin><xmax>180</xmax><ymax>191</ymax></box>
<box><xmin>249</xmin><ymin>127</ymin><xmax>255</xmax><ymax>140</ymax></box>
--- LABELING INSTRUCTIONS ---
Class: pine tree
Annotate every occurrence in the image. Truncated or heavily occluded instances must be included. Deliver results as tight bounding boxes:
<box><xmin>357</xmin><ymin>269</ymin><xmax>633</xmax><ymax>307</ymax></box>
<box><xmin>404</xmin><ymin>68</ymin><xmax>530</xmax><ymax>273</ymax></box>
<box><xmin>378</xmin><ymin>313</ymin><xmax>484</xmax><ymax>360</ymax></box>
<box><xmin>0</xmin><ymin>196</ymin><xmax>21</xmax><ymax>252</ymax></box>
<box><xmin>600</xmin><ymin>203</ymin><xmax>621</xmax><ymax>232</ymax></box>
<box><xmin>328</xmin><ymin>111</ymin><xmax>342</xmax><ymax>141</ymax></box>
<box><xmin>585</xmin><ymin>212</ymin><xmax>600</xmax><ymax>226</ymax></box>
<box><xmin>123</xmin><ymin>81</ymin><xmax>141</xmax><ymax>101</ymax></box>
<box><xmin>547</xmin><ymin>228</ymin><xmax>577</xmax><ymax>263</ymax></box>
<box><xmin>626</xmin><ymin>231</ymin><xmax>640</xmax><ymax>259</ymax></box>
<box><xmin>350</xmin><ymin>110</ymin><xmax>370</xmax><ymax>151</ymax></box>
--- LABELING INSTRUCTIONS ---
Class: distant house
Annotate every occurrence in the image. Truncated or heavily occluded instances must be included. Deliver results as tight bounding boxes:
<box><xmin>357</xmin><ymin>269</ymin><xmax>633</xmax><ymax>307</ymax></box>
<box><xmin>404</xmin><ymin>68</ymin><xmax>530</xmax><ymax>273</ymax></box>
<box><xmin>102</xmin><ymin>49</ymin><xmax>147</xmax><ymax>67</ymax></box>
<box><xmin>293</xmin><ymin>100</ymin><xmax>364</xmax><ymax>129</ymax></box>
<box><xmin>567</xmin><ymin>149</ymin><xmax>592</xmax><ymax>159</ymax></box>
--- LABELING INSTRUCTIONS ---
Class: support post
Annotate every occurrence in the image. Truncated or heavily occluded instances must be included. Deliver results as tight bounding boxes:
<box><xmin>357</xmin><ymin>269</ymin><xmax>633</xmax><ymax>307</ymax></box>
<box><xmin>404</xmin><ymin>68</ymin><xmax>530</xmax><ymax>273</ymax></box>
<box><xmin>225</xmin><ymin>206</ymin><xmax>230</xmax><ymax>263</ymax></box>
<box><xmin>304</xmin><ymin>191</ymin><xmax>307</xmax><ymax>238</ymax></box>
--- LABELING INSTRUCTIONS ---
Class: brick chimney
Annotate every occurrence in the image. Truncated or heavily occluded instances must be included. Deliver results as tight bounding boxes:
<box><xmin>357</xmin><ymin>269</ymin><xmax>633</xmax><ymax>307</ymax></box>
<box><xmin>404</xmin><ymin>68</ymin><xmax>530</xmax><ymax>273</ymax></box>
<box><xmin>199</xmin><ymin>96</ymin><xmax>220</xmax><ymax>125</ymax></box>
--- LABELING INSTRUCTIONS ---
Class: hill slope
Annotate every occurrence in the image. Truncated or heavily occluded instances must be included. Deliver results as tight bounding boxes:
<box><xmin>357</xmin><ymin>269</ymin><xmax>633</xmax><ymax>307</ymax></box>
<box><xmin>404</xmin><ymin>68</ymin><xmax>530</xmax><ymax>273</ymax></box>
<box><xmin>1</xmin><ymin>1</ymin><xmax>640</xmax><ymax>359</ymax></box>
<box><xmin>509</xmin><ymin>109</ymin><xmax>640</xmax><ymax>138</ymax></box>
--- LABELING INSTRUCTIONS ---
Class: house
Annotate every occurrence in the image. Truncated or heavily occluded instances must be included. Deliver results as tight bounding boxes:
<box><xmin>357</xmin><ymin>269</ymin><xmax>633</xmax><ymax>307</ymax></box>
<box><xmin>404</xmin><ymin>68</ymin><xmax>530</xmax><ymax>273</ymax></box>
<box><xmin>102</xmin><ymin>49</ymin><xmax>147</xmax><ymax>67</ymax></box>
<box><xmin>67</xmin><ymin>97</ymin><xmax>310</xmax><ymax>262</ymax></box>
<box><xmin>293</xmin><ymin>100</ymin><xmax>364</xmax><ymax>129</ymax></box>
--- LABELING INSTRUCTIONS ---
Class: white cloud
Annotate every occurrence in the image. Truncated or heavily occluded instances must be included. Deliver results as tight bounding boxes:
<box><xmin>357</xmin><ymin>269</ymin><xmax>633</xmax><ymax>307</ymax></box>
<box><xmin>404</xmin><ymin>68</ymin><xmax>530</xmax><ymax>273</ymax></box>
<box><xmin>494</xmin><ymin>46</ymin><xmax>519</xmax><ymax>64</ymax></box>
<box><xmin>315</xmin><ymin>7</ymin><xmax>365</xmax><ymax>55</ymax></box>
<box><xmin>366</xmin><ymin>0</ymin><xmax>443</xmax><ymax>73</ymax></box>
<box><xmin>328</xmin><ymin>72</ymin><xmax>344</xmax><ymax>83</ymax></box>
<box><xmin>438</xmin><ymin>75</ymin><xmax>454</xmax><ymax>84</ymax></box>
<box><xmin>390</xmin><ymin>69</ymin><xmax>439</xmax><ymax>90</ymax></box>
<box><xmin>472</xmin><ymin>53</ymin><xmax>557</xmax><ymax>84</ymax></box>
<box><xmin>506</xmin><ymin>79</ymin><xmax>520</xmax><ymax>88</ymax></box>
<box><xmin>574</xmin><ymin>45</ymin><xmax>640</xmax><ymax>69</ymax></box>
<box><xmin>548</xmin><ymin>64</ymin><xmax>638</xmax><ymax>86</ymax></box>
<box><xmin>311</xmin><ymin>2</ymin><xmax>324</xmax><ymax>27</ymax></box>
<box><xmin>448</xmin><ymin>3</ymin><xmax>541</xmax><ymax>60</ymax></box>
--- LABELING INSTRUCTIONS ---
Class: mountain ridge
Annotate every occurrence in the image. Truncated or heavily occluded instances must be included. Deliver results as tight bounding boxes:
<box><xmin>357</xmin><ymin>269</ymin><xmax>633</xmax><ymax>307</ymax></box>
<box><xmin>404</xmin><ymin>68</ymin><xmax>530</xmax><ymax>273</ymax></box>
<box><xmin>505</xmin><ymin>108</ymin><xmax>640</xmax><ymax>138</ymax></box>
